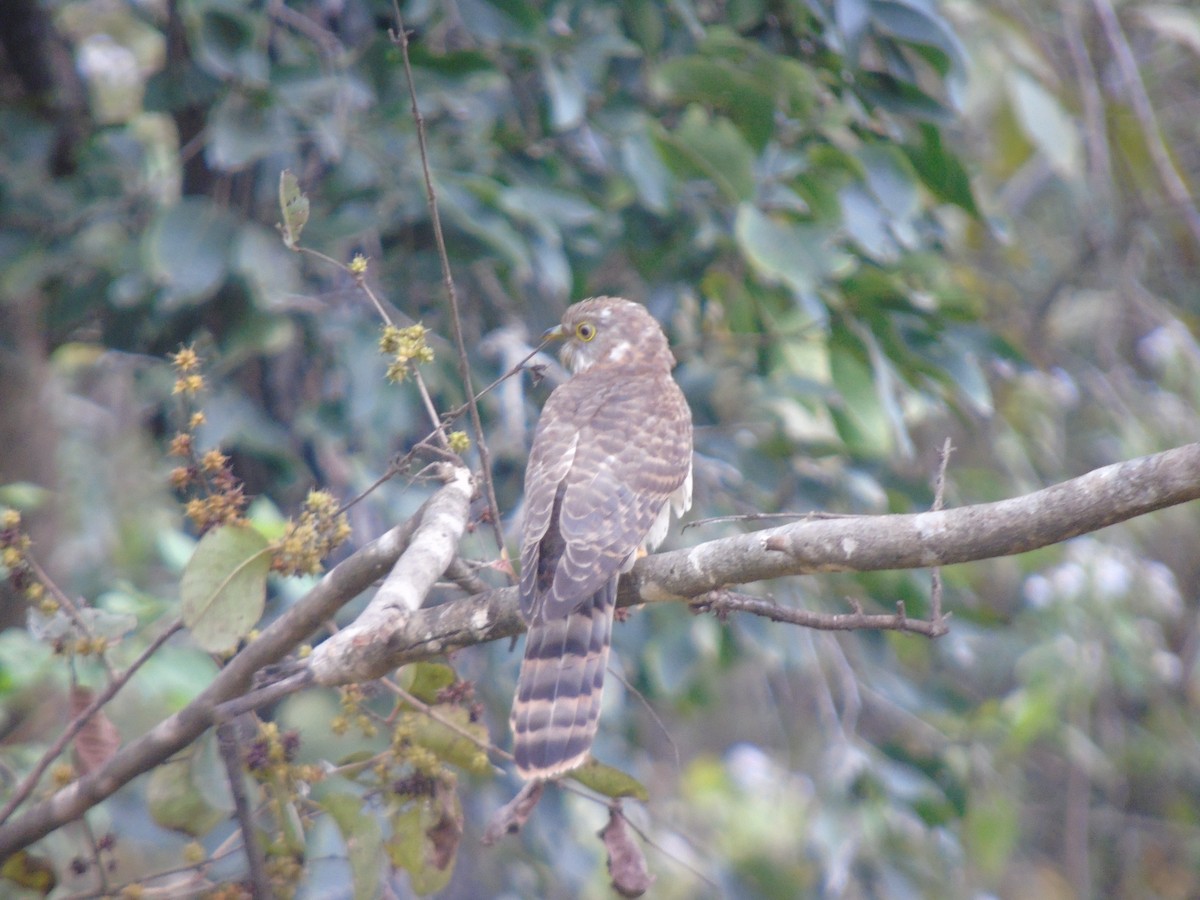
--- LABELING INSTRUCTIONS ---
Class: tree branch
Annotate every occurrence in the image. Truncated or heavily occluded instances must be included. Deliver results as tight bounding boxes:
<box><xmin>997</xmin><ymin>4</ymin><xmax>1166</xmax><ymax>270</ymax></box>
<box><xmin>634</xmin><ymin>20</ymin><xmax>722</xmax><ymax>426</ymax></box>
<box><xmin>2</xmin><ymin>443</ymin><xmax>1198</xmax><ymax>859</ymax></box>
<box><xmin>308</xmin><ymin>464</ymin><xmax>472</xmax><ymax>683</ymax></box>
<box><xmin>296</xmin><ymin>441</ymin><xmax>1200</xmax><ymax>683</ymax></box>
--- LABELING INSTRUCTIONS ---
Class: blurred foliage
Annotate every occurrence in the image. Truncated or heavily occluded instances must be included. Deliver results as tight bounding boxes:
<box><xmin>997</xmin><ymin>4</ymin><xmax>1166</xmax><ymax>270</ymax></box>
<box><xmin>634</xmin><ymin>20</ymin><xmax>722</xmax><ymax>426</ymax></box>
<box><xmin>1</xmin><ymin>0</ymin><xmax>1200</xmax><ymax>896</ymax></box>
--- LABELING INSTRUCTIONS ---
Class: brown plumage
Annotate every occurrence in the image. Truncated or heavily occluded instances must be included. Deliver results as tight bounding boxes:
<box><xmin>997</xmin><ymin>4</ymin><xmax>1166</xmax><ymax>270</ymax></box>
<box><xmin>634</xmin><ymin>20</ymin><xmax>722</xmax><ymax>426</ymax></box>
<box><xmin>511</xmin><ymin>297</ymin><xmax>693</xmax><ymax>780</ymax></box>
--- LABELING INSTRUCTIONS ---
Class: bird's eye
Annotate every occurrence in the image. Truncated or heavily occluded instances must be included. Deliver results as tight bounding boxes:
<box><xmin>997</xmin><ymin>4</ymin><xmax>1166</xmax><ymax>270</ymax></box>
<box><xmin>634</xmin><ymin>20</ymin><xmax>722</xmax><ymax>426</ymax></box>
<box><xmin>575</xmin><ymin>322</ymin><xmax>597</xmax><ymax>342</ymax></box>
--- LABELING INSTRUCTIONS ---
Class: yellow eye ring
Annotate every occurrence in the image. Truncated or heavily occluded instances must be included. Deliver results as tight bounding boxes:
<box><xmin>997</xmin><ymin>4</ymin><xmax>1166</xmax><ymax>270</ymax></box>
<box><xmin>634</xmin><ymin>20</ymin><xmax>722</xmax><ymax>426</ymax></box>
<box><xmin>575</xmin><ymin>322</ymin><xmax>597</xmax><ymax>342</ymax></box>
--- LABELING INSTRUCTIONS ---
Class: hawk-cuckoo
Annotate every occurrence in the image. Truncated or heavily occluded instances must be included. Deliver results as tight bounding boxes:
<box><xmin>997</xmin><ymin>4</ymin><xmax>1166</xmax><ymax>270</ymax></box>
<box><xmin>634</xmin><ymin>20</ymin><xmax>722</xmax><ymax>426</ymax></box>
<box><xmin>511</xmin><ymin>297</ymin><xmax>693</xmax><ymax>780</ymax></box>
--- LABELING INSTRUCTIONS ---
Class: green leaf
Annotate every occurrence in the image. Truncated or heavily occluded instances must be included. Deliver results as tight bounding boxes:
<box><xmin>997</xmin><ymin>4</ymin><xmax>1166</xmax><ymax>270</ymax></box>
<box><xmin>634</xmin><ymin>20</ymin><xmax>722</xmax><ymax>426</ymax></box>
<box><xmin>654</xmin><ymin>55</ymin><xmax>775</xmax><ymax>150</ymax></box>
<box><xmin>903</xmin><ymin>123</ymin><xmax>980</xmax><ymax>216</ymax></box>
<box><xmin>869</xmin><ymin>0</ymin><xmax>969</xmax><ymax>106</ymax></box>
<box><xmin>620</xmin><ymin>127</ymin><xmax>672</xmax><ymax>214</ymax></box>
<box><xmin>143</xmin><ymin>198</ymin><xmax>236</xmax><ymax>306</ymax></box>
<box><xmin>1006</xmin><ymin>70</ymin><xmax>1081</xmax><ymax>178</ymax></box>
<box><xmin>856</xmin><ymin>71</ymin><xmax>953</xmax><ymax>123</ymax></box>
<box><xmin>829</xmin><ymin>335</ymin><xmax>893</xmax><ymax>456</ymax></box>
<box><xmin>840</xmin><ymin>183</ymin><xmax>896</xmax><ymax>262</ymax></box>
<box><xmin>189</xmin><ymin>1</ymin><xmax>268</xmax><ymax>85</ymax></box>
<box><xmin>180</xmin><ymin>523</ymin><xmax>270</xmax><ymax>653</ymax></box>
<box><xmin>386</xmin><ymin>791</ymin><xmax>462</xmax><ymax>896</ymax></box>
<box><xmin>735</xmin><ymin>204</ymin><xmax>835</xmax><ymax>296</ymax></box>
<box><xmin>278</xmin><ymin>170</ymin><xmax>309</xmax><ymax>250</ymax></box>
<box><xmin>654</xmin><ymin>107</ymin><xmax>756</xmax><ymax>202</ymax></box>
<box><xmin>407</xmin><ymin>708</ymin><xmax>491</xmax><ymax>775</ymax></box>
<box><xmin>570</xmin><ymin>760</ymin><xmax>650</xmax><ymax>801</ymax></box>
<box><xmin>401</xmin><ymin>662</ymin><xmax>457</xmax><ymax>705</ymax></box>
<box><xmin>146</xmin><ymin>756</ymin><xmax>226</xmax><ymax>838</ymax></box>
<box><xmin>0</xmin><ymin>481</ymin><xmax>52</xmax><ymax>511</ymax></box>
<box><xmin>965</xmin><ymin>786</ymin><xmax>1019</xmax><ymax>878</ymax></box>
<box><xmin>324</xmin><ymin>792</ymin><xmax>384</xmax><ymax>900</ymax></box>
<box><xmin>540</xmin><ymin>55</ymin><xmax>585</xmax><ymax>131</ymax></box>
<box><xmin>208</xmin><ymin>92</ymin><xmax>291</xmax><ymax>171</ymax></box>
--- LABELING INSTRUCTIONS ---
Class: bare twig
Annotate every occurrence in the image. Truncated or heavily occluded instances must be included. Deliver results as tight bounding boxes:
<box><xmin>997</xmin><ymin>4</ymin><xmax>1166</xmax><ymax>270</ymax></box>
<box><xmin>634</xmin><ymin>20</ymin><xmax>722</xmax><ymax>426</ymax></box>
<box><xmin>1093</xmin><ymin>0</ymin><xmax>1200</xmax><ymax>251</ymax></box>
<box><xmin>215</xmin><ymin>718</ymin><xmax>269</xmax><ymax>898</ymax></box>
<box><xmin>0</xmin><ymin>619</ymin><xmax>184</xmax><ymax>825</ymax></box>
<box><xmin>382</xmin><ymin>681</ymin><xmax>509</xmax><ymax>764</ymax></box>
<box><xmin>389</xmin><ymin>4</ymin><xmax>508</xmax><ymax>562</ymax></box>
<box><xmin>78</xmin><ymin>818</ymin><xmax>110</xmax><ymax>896</ymax></box>
<box><xmin>605</xmin><ymin>666</ymin><xmax>680</xmax><ymax>774</ymax></box>
<box><xmin>27</xmin><ymin>557</ymin><xmax>117</xmax><ymax>682</ymax></box>
<box><xmin>929</xmin><ymin>437</ymin><xmax>954</xmax><ymax>624</ymax></box>
<box><xmin>692</xmin><ymin>590</ymin><xmax>947</xmax><ymax>638</ymax></box>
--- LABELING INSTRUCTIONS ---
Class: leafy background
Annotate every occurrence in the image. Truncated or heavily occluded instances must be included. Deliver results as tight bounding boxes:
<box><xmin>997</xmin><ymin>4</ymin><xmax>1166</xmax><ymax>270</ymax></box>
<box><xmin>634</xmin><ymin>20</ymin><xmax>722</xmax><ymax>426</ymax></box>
<box><xmin>2</xmin><ymin>0</ymin><xmax>1200</xmax><ymax>896</ymax></box>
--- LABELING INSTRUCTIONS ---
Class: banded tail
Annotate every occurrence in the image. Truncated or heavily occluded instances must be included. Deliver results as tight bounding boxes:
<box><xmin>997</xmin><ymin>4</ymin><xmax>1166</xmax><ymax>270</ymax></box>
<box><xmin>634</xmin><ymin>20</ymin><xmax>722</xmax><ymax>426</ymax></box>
<box><xmin>510</xmin><ymin>578</ymin><xmax>617</xmax><ymax>780</ymax></box>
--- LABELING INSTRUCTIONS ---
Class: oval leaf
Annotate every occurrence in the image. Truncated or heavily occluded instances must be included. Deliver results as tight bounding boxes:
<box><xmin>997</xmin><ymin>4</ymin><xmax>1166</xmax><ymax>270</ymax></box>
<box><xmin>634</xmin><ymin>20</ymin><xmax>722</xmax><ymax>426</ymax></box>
<box><xmin>180</xmin><ymin>523</ymin><xmax>269</xmax><ymax>653</ymax></box>
<box><xmin>71</xmin><ymin>686</ymin><xmax>120</xmax><ymax>775</ymax></box>
<box><xmin>146</xmin><ymin>756</ymin><xmax>225</xmax><ymax>838</ymax></box>
<box><xmin>570</xmin><ymin>760</ymin><xmax>650</xmax><ymax>802</ymax></box>
<box><xmin>279</xmin><ymin>169</ymin><xmax>309</xmax><ymax>250</ymax></box>
<box><xmin>735</xmin><ymin>204</ymin><xmax>835</xmax><ymax>296</ymax></box>
<box><xmin>386</xmin><ymin>787</ymin><xmax>462</xmax><ymax>896</ymax></box>
<box><xmin>324</xmin><ymin>792</ymin><xmax>384</xmax><ymax>900</ymax></box>
<box><xmin>400</xmin><ymin>662</ymin><xmax>457</xmax><ymax>705</ymax></box>
<box><xmin>143</xmin><ymin>198</ymin><xmax>237</xmax><ymax>306</ymax></box>
<box><xmin>407</xmin><ymin>708</ymin><xmax>491</xmax><ymax>775</ymax></box>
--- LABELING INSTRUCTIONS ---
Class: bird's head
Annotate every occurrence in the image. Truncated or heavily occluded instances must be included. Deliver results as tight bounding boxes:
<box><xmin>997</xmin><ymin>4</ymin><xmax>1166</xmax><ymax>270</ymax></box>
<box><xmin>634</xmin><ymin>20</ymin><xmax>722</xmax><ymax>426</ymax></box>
<box><xmin>545</xmin><ymin>296</ymin><xmax>673</xmax><ymax>375</ymax></box>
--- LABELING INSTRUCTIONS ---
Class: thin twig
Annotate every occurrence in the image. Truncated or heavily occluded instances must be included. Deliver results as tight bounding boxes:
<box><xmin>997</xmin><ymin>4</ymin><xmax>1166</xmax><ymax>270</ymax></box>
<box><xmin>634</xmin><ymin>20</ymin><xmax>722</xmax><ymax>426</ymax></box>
<box><xmin>692</xmin><ymin>589</ymin><xmax>949</xmax><ymax>638</ymax></box>
<box><xmin>0</xmin><ymin>620</ymin><xmax>184</xmax><ymax>825</ymax></box>
<box><xmin>554</xmin><ymin>780</ymin><xmax>719</xmax><ymax>890</ymax></box>
<box><xmin>215</xmin><ymin>718</ymin><xmax>270</xmax><ymax>899</ymax></box>
<box><xmin>929</xmin><ymin>437</ymin><xmax>955</xmax><ymax>624</ymax></box>
<box><xmin>382</xmin><ymin>680</ymin><xmax>511</xmax><ymax>764</ymax></box>
<box><xmin>390</xmin><ymin>4</ymin><xmax>508</xmax><ymax>562</ymax></box>
<box><xmin>605</xmin><ymin>666</ymin><xmax>680</xmax><ymax>774</ymax></box>
<box><xmin>217</xmin><ymin>670</ymin><xmax>313</xmax><ymax>721</ymax></box>
<box><xmin>1093</xmin><ymin>0</ymin><xmax>1200</xmax><ymax>251</ymax></box>
<box><xmin>444</xmin><ymin>557</ymin><xmax>492</xmax><ymax>595</ymax></box>
<box><xmin>79</xmin><ymin>817</ymin><xmax>110</xmax><ymax>896</ymax></box>
<box><xmin>27</xmin><ymin>558</ymin><xmax>117</xmax><ymax>682</ymax></box>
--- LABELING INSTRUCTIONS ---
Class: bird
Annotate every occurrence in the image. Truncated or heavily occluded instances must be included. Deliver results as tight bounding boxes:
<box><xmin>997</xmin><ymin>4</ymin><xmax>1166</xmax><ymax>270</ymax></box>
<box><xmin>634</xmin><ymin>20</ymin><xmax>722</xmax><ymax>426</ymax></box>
<box><xmin>510</xmin><ymin>296</ymin><xmax>693</xmax><ymax>780</ymax></box>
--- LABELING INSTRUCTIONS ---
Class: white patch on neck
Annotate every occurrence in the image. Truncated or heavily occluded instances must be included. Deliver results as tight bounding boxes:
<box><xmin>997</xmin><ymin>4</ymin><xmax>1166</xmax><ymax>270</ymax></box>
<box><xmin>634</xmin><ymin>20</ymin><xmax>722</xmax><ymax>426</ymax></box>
<box><xmin>606</xmin><ymin>340</ymin><xmax>632</xmax><ymax>363</ymax></box>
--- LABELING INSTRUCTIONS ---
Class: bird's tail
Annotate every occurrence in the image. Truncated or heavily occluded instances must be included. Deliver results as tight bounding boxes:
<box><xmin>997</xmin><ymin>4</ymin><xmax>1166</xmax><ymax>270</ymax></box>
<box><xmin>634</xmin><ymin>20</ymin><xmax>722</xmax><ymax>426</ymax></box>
<box><xmin>510</xmin><ymin>578</ymin><xmax>617</xmax><ymax>780</ymax></box>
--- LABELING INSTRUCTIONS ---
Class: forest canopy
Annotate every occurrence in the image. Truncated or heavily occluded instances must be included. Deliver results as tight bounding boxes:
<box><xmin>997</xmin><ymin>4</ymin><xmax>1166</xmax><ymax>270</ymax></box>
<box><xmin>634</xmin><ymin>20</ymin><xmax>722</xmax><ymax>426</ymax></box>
<box><xmin>2</xmin><ymin>0</ymin><xmax>1200</xmax><ymax>897</ymax></box>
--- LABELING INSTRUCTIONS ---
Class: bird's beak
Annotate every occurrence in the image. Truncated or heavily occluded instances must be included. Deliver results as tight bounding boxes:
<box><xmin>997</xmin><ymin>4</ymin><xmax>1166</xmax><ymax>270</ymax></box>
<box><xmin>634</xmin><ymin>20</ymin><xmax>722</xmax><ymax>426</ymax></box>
<box><xmin>541</xmin><ymin>324</ymin><xmax>568</xmax><ymax>342</ymax></box>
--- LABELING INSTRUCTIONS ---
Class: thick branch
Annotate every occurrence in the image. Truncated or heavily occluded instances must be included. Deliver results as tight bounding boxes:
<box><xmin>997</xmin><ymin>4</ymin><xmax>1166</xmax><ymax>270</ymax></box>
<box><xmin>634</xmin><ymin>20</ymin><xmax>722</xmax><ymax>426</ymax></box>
<box><xmin>309</xmin><ymin>465</ymin><xmax>472</xmax><ymax>683</ymax></box>
<box><xmin>633</xmin><ymin>441</ymin><xmax>1200</xmax><ymax>598</ymax></box>
<box><xmin>304</xmin><ymin>441</ymin><xmax>1200</xmax><ymax>681</ymax></box>
<box><xmin>2</xmin><ymin>444</ymin><xmax>1197</xmax><ymax>858</ymax></box>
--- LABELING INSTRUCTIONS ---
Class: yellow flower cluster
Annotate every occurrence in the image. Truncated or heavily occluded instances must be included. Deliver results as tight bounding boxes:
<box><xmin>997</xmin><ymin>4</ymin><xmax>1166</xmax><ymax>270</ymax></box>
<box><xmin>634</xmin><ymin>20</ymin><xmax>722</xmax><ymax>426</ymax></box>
<box><xmin>170</xmin><ymin>345</ymin><xmax>205</xmax><ymax>395</ymax></box>
<box><xmin>330</xmin><ymin>684</ymin><xmax>377</xmax><ymax>738</ymax></box>
<box><xmin>165</xmin><ymin>346</ymin><xmax>247</xmax><ymax>532</ymax></box>
<box><xmin>379</xmin><ymin>323</ymin><xmax>435</xmax><ymax>383</ymax></box>
<box><xmin>270</xmin><ymin>490</ymin><xmax>352</xmax><ymax>577</ymax></box>
<box><xmin>0</xmin><ymin>508</ymin><xmax>51</xmax><ymax>613</ymax></box>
